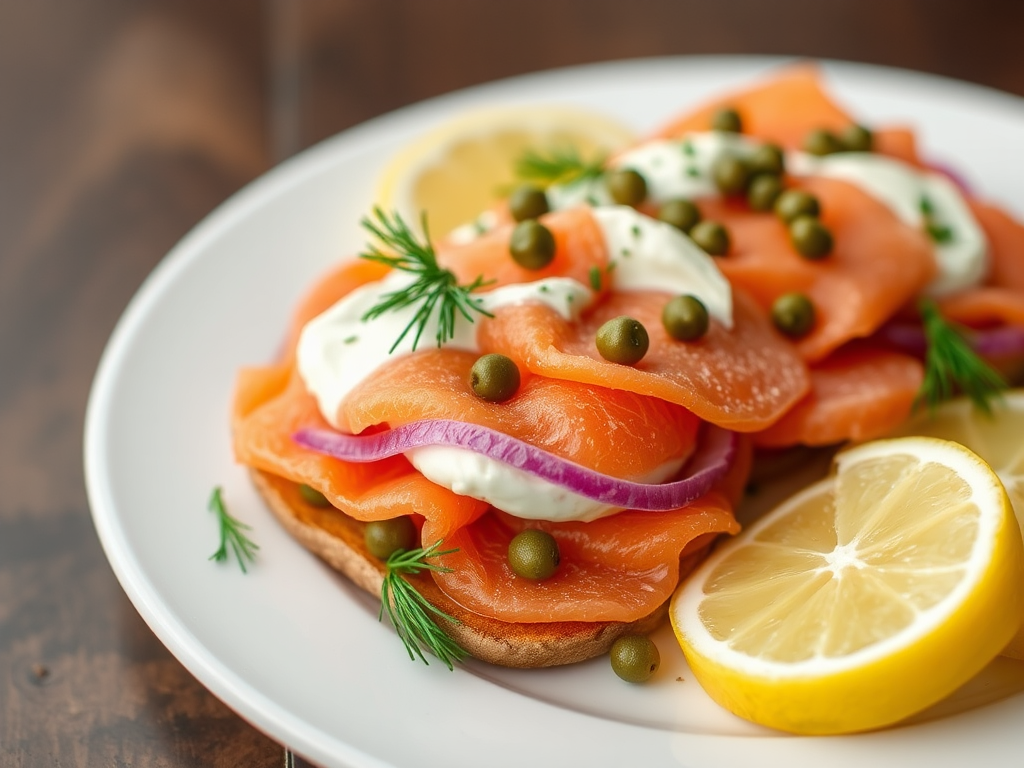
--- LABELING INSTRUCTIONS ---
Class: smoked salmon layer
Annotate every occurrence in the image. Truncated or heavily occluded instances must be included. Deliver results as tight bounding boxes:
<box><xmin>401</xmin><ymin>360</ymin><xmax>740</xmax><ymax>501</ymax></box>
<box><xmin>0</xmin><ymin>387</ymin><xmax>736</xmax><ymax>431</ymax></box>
<box><xmin>650</xmin><ymin>64</ymin><xmax>921</xmax><ymax>166</ymax></box>
<box><xmin>429</xmin><ymin>205</ymin><xmax>812</xmax><ymax>431</ymax></box>
<box><xmin>234</xmin><ymin>260</ymin><xmax>746</xmax><ymax>623</ymax></box>
<box><xmin>642</xmin><ymin>65</ymin><xmax>1024</xmax><ymax>446</ymax></box>
<box><xmin>699</xmin><ymin>177</ymin><xmax>935</xmax><ymax>364</ymax></box>
<box><xmin>234</xmin><ymin>357</ymin><xmax>743</xmax><ymax>623</ymax></box>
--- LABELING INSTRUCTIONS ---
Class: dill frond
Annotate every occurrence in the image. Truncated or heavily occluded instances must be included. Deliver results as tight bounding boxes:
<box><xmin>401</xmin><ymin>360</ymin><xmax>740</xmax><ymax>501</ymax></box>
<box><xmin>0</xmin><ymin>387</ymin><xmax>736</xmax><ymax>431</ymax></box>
<box><xmin>208</xmin><ymin>487</ymin><xmax>259</xmax><ymax>573</ymax></box>
<box><xmin>360</xmin><ymin>207</ymin><xmax>493</xmax><ymax>353</ymax></box>
<box><xmin>916</xmin><ymin>298</ymin><xmax>1006</xmax><ymax>413</ymax></box>
<box><xmin>379</xmin><ymin>540</ymin><xmax>466</xmax><ymax>670</ymax></box>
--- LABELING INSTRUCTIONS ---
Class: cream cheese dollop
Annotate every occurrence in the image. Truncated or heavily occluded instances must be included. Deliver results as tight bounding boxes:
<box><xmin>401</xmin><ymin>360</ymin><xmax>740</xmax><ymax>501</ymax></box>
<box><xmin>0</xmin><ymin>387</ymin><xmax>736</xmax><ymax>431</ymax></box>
<box><xmin>297</xmin><ymin>272</ymin><xmax>594</xmax><ymax>429</ymax></box>
<box><xmin>788</xmin><ymin>151</ymin><xmax>988</xmax><ymax>297</ymax></box>
<box><xmin>591</xmin><ymin>205</ymin><xmax>733</xmax><ymax>328</ymax></box>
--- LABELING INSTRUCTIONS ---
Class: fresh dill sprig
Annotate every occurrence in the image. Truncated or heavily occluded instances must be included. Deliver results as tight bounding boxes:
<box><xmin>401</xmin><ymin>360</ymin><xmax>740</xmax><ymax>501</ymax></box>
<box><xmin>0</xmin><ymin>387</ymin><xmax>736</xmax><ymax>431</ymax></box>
<box><xmin>915</xmin><ymin>298</ymin><xmax>1006</xmax><ymax>414</ymax></box>
<box><xmin>208</xmin><ymin>486</ymin><xmax>259</xmax><ymax>573</ymax></box>
<box><xmin>380</xmin><ymin>540</ymin><xmax>467</xmax><ymax>670</ymax></box>
<box><xmin>515</xmin><ymin>146</ymin><xmax>606</xmax><ymax>187</ymax></box>
<box><xmin>360</xmin><ymin>207</ymin><xmax>493</xmax><ymax>353</ymax></box>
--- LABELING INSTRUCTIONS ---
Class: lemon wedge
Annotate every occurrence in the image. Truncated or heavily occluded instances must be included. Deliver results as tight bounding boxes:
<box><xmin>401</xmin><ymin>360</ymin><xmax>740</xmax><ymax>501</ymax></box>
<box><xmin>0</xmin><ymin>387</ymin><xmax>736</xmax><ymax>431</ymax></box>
<box><xmin>374</xmin><ymin>105</ymin><xmax>635</xmax><ymax>238</ymax></box>
<box><xmin>886</xmin><ymin>391</ymin><xmax>1024</xmax><ymax>658</ymax></box>
<box><xmin>671</xmin><ymin>436</ymin><xmax>1024</xmax><ymax>734</ymax></box>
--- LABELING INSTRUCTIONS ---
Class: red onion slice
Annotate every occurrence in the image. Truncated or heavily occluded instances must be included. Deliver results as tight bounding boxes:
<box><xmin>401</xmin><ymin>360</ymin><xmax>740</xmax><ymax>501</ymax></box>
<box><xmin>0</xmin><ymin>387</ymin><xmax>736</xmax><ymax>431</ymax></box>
<box><xmin>294</xmin><ymin>420</ymin><xmax>736</xmax><ymax>512</ymax></box>
<box><xmin>880</xmin><ymin>321</ymin><xmax>1024</xmax><ymax>358</ymax></box>
<box><xmin>925</xmin><ymin>159</ymin><xmax>974</xmax><ymax>197</ymax></box>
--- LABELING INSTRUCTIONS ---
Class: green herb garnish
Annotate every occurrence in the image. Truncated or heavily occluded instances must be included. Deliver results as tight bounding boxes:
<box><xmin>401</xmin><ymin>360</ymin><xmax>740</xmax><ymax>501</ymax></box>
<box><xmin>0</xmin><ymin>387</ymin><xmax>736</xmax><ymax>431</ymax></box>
<box><xmin>208</xmin><ymin>487</ymin><xmax>259</xmax><ymax>573</ymax></box>
<box><xmin>360</xmin><ymin>207</ymin><xmax>493</xmax><ymax>353</ymax></box>
<box><xmin>380</xmin><ymin>540</ymin><xmax>466</xmax><ymax>669</ymax></box>
<box><xmin>919</xmin><ymin>194</ymin><xmax>956</xmax><ymax>243</ymax></box>
<box><xmin>588</xmin><ymin>265</ymin><xmax>602</xmax><ymax>291</ymax></box>
<box><xmin>916</xmin><ymin>298</ymin><xmax>1006</xmax><ymax>413</ymax></box>
<box><xmin>515</xmin><ymin>146</ymin><xmax>605</xmax><ymax>188</ymax></box>
<box><xmin>926</xmin><ymin>222</ymin><xmax>955</xmax><ymax>244</ymax></box>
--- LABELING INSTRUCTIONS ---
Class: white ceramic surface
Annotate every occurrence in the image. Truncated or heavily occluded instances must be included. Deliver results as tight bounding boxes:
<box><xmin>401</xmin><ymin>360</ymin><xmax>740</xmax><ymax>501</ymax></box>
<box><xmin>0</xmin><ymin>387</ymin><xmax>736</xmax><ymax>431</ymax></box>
<box><xmin>85</xmin><ymin>56</ymin><xmax>1024</xmax><ymax>768</ymax></box>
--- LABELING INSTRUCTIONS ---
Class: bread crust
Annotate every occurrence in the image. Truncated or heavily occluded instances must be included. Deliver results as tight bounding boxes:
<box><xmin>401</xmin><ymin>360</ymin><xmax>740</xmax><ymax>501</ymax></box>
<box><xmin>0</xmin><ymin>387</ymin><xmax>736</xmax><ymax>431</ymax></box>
<box><xmin>252</xmin><ymin>469</ymin><xmax>702</xmax><ymax>668</ymax></box>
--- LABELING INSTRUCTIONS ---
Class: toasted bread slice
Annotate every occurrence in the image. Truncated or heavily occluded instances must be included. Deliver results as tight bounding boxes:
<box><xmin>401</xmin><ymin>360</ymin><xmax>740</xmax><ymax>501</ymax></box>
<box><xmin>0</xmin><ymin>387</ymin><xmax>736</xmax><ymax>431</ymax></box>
<box><xmin>252</xmin><ymin>469</ymin><xmax>704</xmax><ymax>668</ymax></box>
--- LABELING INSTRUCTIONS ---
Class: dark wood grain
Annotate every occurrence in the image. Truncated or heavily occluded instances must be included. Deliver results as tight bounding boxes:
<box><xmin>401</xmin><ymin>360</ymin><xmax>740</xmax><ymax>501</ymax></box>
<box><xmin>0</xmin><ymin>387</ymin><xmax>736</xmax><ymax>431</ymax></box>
<box><xmin>2</xmin><ymin>0</ymin><xmax>1024</xmax><ymax>765</ymax></box>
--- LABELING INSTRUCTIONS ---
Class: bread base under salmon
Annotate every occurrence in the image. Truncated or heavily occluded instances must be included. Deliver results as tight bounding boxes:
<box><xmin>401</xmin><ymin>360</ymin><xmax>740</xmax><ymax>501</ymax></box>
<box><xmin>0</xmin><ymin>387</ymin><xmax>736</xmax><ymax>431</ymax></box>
<box><xmin>251</xmin><ymin>468</ymin><xmax>707</xmax><ymax>668</ymax></box>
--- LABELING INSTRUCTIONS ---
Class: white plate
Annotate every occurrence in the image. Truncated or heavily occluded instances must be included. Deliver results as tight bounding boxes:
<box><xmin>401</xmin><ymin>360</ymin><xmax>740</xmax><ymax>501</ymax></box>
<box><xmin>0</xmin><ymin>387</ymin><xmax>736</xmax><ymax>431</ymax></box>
<box><xmin>85</xmin><ymin>56</ymin><xmax>1024</xmax><ymax>768</ymax></box>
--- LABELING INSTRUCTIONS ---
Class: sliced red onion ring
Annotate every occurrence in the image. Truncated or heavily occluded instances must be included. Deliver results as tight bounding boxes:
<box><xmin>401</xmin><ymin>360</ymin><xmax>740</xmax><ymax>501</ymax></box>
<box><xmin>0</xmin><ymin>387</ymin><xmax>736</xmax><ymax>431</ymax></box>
<box><xmin>879</xmin><ymin>322</ymin><xmax>1024</xmax><ymax>358</ymax></box>
<box><xmin>294</xmin><ymin>420</ymin><xmax>736</xmax><ymax>512</ymax></box>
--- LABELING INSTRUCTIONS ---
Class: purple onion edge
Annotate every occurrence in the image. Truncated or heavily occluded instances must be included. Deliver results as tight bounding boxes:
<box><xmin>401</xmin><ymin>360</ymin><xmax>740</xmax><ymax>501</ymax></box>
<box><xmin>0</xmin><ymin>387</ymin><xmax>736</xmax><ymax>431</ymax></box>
<box><xmin>293</xmin><ymin>420</ymin><xmax>736</xmax><ymax>512</ymax></box>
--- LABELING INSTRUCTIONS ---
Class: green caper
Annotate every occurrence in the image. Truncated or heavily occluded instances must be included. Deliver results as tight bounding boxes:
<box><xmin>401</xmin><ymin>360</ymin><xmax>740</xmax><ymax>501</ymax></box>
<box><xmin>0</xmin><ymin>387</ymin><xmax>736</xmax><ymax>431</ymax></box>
<box><xmin>657</xmin><ymin>198</ymin><xmax>701</xmax><ymax>233</ymax></box>
<box><xmin>507</xmin><ymin>529</ymin><xmax>560</xmax><ymax>580</ymax></box>
<box><xmin>712</xmin><ymin>154</ymin><xmax>751</xmax><ymax>196</ymax></box>
<box><xmin>662</xmin><ymin>295</ymin><xmax>710</xmax><ymax>341</ymax></box>
<box><xmin>772</xmin><ymin>292</ymin><xmax>816</xmax><ymax>338</ymax></box>
<box><xmin>605</xmin><ymin>168</ymin><xmax>648</xmax><ymax>206</ymax></box>
<box><xmin>789</xmin><ymin>215</ymin><xmax>834</xmax><ymax>259</ymax></box>
<box><xmin>774</xmin><ymin>189</ymin><xmax>820</xmax><ymax>222</ymax></box>
<box><xmin>711</xmin><ymin>107</ymin><xmax>743</xmax><ymax>133</ymax></box>
<box><xmin>747</xmin><ymin>173</ymin><xmax>784</xmax><ymax>212</ymax></box>
<box><xmin>610</xmin><ymin>635</ymin><xmax>661</xmax><ymax>683</ymax></box>
<box><xmin>748</xmin><ymin>143</ymin><xmax>785</xmax><ymax>175</ymax></box>
<box><xmin>840</xmin><ymin>123</ymin><xmax>873</xmax><ymax>152</ymax></box>
<box><xmin>595</xmin><ymin>316</ymin><xmax>649</xmax><ymax>365</ymax></box>
<box><xmin>470</xmin><ymin>353</ymin><xmax>520</xmax><ymax>402</ymax></box>
<box><xmin>803</xmin><ymin>128</ymin><xmax>843</xmax><ymax>156</ymax></box>
<box><xmin>509</xmin><ymin>219</ymin><xmax>556</xmax><ymax>269</ymax></box>
<box><xmin>508</xmin><ymin>184</ymin><xmax>550</xmax><ymax>221</ymax></box>
<box><xmin>299</xmin><ymin>483</ymin><xmax>331</xmax><ymax>507</ymax></box>
<box><xmin>364</xmin><ymin>516</ymin><xmax>418</xmax><ymax>561</ymax></box>
<box><xmin>689</xmin><ymin>220</ymin><xmax>730</xmax><ymax>256</ymax></box>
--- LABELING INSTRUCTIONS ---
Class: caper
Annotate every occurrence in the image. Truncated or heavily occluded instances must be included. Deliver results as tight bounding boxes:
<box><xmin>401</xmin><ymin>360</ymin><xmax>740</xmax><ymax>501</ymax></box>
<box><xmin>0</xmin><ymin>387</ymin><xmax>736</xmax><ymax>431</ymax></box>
<box><xmin>748</xmin><ymin>143</ymin><xmax>785</xmax><ymax>175</ymax></box>
<box><xmin>774</xmin><ymin>189</ymin><xmax>820</xmax><ymax>222</ymax></box>
<box><xmin>747</xmin><ymin>173</ymin><xmax>784</xmax><ymax>212</ymax></box>
<box><xmin>712</xmin><ymin>154</ymin><xmax>751</xmax><ymax>196</ymax></box>
<box><xmin>711</xmin><ymin>106</ymin><xmax>742</xmax><ymax>133</ymax></box>
<box><xmin>609</xmin><ymin>635</ymin><xmax>661</xmax><ymax>683</ymax></box>
<box><xmin>772</xmin><ymin>292</ymin><xmax>816</xmax><ymax>338</ymax></box>
<box><xmin>509</xmin><ymin>219</ymin><xmax>556</xmax><ymax>269</ymax></box>
<box><xmin>508</xmin><ymin>184</ymin><xmax>550</xmax><ymax>221</ymax></box>
<box><xmin>595</xmin><ymin>316</ymin><xmax>649</xmax><ymax>365</ymax></box>
<box><xmin>657</xmin><ymin>198</ymin><xmax>701</xmax><ymax>233</ymax></box>
<box><xmin>299</xmin><ymin>483</ymin><xmax>331</xmax><ymax>508</ymax></box>
<box><xmin>803</xmin><ymin>128</ymin><xmax>843</xmax><ymax>156</ymax></box>
<box><xmin>689</xmin><ymin>220</ymin><xmax>730</xmax><ymax>256</ymax></box>
<box><xmin>364</xmin><ymin>516</ymin><xmax>418</xmax><ymax>561</ymax></box>
<box><xmin>470</xmin><ymin>353</ymin><xmax>520</xmax><ymax>402</ymax></box>
<box><xmin>605</xmin><ymin>168</ymin><xmax>648</xmax><ymax>206</ymax></box>
<box><xmin>507</xmin><ymin>529</ymin><xmax>560</xmax><ymax>580</ymax></box>
<box><xmin>840</xmin><ymin>123</ymin><xmax>873</xmax><ymax>152</ymax></box>
<box><xmin>789</xmin><ymin>215</ymin><xmax>834</xmax><ymax>259</ymax></box>
<box><xmin>662</xmin><ymin>295</ymin><xmax>710</xmax><ymax>341</ymax></box>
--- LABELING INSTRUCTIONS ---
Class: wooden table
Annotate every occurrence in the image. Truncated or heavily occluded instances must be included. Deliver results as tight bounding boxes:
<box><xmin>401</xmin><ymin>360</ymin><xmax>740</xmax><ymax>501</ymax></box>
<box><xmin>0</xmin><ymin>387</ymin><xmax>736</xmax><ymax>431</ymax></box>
<box><xmin>2</xmin><ymin>1</ymin><xmax>1023</xmax><ymax>765</ymax></box>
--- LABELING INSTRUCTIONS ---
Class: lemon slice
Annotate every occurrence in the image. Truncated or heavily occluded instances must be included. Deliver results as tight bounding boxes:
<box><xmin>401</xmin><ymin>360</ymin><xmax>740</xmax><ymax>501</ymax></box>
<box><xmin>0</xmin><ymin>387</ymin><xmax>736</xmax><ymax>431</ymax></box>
<box><xmin>375</xmin><ymin>106</ymin><xmax>635</xmax><ymax>238</ymax></box>
<box><xmin>671</xmin><ymin>436</ymin><xmax>1024</xmax><ymax>734</ymax></box>
<box><xmin>886</xmin><ymin>391</ymin><xmax>1024</xmax><ymax>658</ymax></box>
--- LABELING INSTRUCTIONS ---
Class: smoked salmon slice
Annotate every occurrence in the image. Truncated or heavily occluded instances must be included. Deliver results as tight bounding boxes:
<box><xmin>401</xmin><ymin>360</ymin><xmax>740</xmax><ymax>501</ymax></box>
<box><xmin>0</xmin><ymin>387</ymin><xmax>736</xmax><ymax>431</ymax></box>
<box><xmin>339</xmin><ymin>347</ymin><xmax>701</xmax><ymax>479</ymax></box>
<box><xmin>428</xmin><ymin>497</ymin><xmax>737</xmax><ymax>623</ymax></box>
<box><xmin>650</xmin><ymin>64</ymin><xmax>921</xmax><ymax>165</ymax></box>
<box><xmin>477</xmin><ymin>289</ymin><xmax>809</xmax><ymax>432</ymax></box>
<box><xmin>438</xmin><ymin>206</ymin><xmax>609</xmax><ymax>292</ymax></box>
<box><xmin>234</xmin><ymin>365</ymin><xmax>489</xmax><ymax>528</ymax></box>
<box><xmin>701</xmin><ymin>177</ymin><xmax>936</xmax><ymax>362</ymax></box>
<box><xmin>753</xmin><ymin>346</ymin><xmax>924</xmax><ymax>448</ymax></box>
